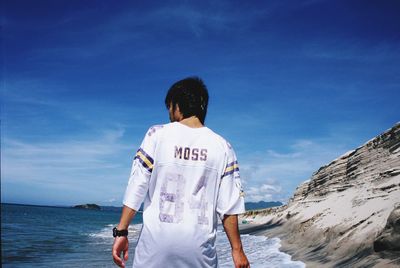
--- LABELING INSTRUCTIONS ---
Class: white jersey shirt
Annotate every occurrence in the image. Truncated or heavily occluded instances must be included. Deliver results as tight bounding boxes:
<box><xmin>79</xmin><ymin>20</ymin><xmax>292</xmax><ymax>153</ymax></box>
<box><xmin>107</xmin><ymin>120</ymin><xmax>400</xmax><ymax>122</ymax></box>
<box><xmin>123</xmin><ymin>122</ymin><xmax>245</xmax><ymax>268</ymax></box>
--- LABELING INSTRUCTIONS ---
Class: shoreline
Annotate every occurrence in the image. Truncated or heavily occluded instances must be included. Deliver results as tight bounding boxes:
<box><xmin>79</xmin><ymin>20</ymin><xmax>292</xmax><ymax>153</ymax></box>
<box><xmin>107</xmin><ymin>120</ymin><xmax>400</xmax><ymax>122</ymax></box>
<box><xmin>239</xmin><ymin>222</ymin><xmax>400</xmax><ymax>268</ymax></box>
<box><xmin>237</xmin><ymin>124</ymin><xmax>400</xmax><ymax>268</ymax></box>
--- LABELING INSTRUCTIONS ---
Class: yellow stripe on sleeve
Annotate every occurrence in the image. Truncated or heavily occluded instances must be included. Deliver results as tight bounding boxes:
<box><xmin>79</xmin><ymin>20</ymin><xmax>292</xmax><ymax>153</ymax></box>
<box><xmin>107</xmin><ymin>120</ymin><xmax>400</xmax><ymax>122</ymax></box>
<box><xmin>136</xmin><ymin>151</ymin><xmax>154</xmax><ymax>169</ymax></box>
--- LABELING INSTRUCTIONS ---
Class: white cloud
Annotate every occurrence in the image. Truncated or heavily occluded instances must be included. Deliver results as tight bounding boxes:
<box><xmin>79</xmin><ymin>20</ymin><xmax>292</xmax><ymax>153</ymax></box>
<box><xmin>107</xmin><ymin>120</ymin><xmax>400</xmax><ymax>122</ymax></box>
<box><xmin>2</xmin><ymin>128</ymin><xmax>133</xmax><ymax>185</ymax></box>
<box><xmin>106</xmin><ymin>198</ymin><xmax>116</xmax><ymax>203</ymax></box>
<box><xmin>245</xmin><ymin>183</ymin><xmax>281</xmax><ymax>202</ymax></box>
<box><xmin>240</xmin><ymin>138</ymin><xmax>350</xmax><ymax>203</ymax></box>
<box><xmin>114</xmin><ymin>3</ymin><xmax>252</xmax><ymax>36</ymax></box>
<box><xmin>302</xmin><ymin>41</ymin><xmax>400</xmax><ymax>62</ymax></box>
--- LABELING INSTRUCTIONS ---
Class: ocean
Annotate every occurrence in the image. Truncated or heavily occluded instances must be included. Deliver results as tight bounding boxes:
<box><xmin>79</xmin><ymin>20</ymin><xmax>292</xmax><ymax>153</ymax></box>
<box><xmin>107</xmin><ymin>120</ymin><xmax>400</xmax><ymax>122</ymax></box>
<box><xmin>1</xmin><ymin>203</ymin><xmax>305</xmax><ymax>267</ymax></box>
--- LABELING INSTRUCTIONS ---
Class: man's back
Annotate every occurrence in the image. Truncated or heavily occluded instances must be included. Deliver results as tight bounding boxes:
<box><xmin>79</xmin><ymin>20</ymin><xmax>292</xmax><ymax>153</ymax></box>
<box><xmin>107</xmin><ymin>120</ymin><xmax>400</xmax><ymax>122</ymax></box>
<box><xmin>124</xmin><ymin>122</ymin><xmax>244</xmax><ymax>267</ymax></box>
<box><xmin>112</xmin><ymin>77</ymin><xmax>249</xmax><ymax>268</ymax></box>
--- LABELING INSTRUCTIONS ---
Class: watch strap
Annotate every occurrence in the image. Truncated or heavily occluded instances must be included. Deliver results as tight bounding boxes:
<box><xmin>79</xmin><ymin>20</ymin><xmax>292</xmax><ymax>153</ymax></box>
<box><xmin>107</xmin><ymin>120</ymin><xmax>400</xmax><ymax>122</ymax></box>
<box><xmin>113</xmin><ymin>227</ymin><xmax>128</xmax><ymax>237</ymax></box>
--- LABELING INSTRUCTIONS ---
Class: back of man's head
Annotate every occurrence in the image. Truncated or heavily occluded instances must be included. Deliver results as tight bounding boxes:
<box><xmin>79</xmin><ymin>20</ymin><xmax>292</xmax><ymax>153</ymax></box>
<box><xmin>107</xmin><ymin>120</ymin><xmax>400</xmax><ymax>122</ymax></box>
<box><xmin>165</xmin><ymin>77</ymin><xmax>209</xmax><ymax>124</ymax></box>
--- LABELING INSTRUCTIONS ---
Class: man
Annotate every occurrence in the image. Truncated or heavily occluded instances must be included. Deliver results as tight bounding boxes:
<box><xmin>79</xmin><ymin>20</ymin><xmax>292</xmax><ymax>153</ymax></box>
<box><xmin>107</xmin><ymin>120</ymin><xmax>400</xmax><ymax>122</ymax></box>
<box><xmin>112</xmin><ymin>77</ymin><xmax>250</xmax><ymax>268</ymax></box>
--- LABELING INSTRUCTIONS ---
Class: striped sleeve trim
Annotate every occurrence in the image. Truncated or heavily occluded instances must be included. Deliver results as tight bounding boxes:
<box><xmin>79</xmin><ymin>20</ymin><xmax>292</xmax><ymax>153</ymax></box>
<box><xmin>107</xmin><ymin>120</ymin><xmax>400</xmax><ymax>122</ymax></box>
<box><xmin>134</xmin><ymin>148</ymin><xmax>154</xmax><ymax>173</ymax></box>
<box><xmin>222</xmin><ymin>161</ymin><xmax>239</xmax><ymax>178</ymax></box>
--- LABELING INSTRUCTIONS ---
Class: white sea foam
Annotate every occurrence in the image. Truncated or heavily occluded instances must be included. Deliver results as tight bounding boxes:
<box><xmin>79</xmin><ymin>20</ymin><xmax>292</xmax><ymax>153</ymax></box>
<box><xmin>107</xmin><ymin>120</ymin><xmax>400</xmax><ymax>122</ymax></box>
<box><xmin>89</xmin><ymin>223</ymin><xmax>143</xmax><ymax>239</ymax></box>
<box><xmin>217</xmin><ymin>228</ymin><xmax>305</xmax><ymax>268</ymax></box>
<box><xmin>89</xmin><ymin>224</ymin><xmax>305</xmax><ymax>267</ymax></box>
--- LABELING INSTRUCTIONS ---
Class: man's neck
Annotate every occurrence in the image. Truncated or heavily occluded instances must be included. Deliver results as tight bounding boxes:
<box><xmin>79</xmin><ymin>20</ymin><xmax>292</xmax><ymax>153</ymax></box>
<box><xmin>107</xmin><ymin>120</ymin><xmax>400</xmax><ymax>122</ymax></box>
<box><xmin>179</xmin><ymin>116</ymin><xmax>204</xmax><ymax>128</ymax></box>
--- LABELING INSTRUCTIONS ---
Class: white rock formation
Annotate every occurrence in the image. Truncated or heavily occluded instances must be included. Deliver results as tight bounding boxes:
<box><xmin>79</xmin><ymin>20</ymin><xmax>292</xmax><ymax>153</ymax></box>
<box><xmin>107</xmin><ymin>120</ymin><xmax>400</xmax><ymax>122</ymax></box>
<box><xmin>241</xmin><ymin>122</ymin><xmax>400</xmax><ymax>267</ymax></box>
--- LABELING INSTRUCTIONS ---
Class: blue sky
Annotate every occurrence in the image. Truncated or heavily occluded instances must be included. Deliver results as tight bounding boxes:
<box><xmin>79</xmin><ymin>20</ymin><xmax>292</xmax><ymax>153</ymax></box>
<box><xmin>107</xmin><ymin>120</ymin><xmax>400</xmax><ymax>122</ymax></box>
<box><xmin>1</xmin><ymin>0</ymin><xmax>399</xmax><ymax>206</ymax></box>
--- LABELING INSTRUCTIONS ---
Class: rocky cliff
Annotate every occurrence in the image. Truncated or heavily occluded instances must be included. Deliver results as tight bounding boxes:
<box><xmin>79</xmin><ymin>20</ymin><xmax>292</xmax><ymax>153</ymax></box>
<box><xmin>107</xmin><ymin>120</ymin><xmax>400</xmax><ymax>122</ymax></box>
<box><xmin>241</xmin><ymin>122</ymin><xmax>400</xmax><ymax>267</ymax></box>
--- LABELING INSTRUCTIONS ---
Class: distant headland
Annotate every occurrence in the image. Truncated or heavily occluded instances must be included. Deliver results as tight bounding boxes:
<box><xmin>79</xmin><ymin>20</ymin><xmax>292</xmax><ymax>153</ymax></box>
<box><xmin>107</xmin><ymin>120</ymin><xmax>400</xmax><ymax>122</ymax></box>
<box><xmin>72</xmin><ymin>203</ymin><xmax>101</xmax><ymax>210</ymax></box>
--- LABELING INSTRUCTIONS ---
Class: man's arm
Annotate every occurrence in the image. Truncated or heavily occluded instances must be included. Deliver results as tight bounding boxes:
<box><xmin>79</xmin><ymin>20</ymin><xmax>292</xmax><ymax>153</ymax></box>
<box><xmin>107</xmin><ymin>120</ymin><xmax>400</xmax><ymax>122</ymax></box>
<box><xmin>222</xmin><ymin>214</ymin><xmax>250</xmax><ymax>268</ymax></box>
<box><xmin>112</xmin><ymin>206</ymin><xmax>136</xmax><ymax>268</ymax></box>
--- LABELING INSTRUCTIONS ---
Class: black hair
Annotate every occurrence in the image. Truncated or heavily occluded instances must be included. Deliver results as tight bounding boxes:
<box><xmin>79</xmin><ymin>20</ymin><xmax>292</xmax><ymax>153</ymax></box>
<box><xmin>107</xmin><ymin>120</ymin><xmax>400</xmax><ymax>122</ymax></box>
<box><xmin>165</xmin><ymin>77</ymin><xmax>209</xmax><ymax>124</ymax></box>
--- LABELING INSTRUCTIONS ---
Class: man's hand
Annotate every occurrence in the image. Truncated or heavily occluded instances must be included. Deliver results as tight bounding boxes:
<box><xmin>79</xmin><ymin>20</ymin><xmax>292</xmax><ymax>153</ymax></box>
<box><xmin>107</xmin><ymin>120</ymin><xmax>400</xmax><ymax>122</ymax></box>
<box><xmin>112</xmin><ymin>236</ymin><xmax>129</xmax><ymax>267</ymax></box>
<box><xmin>232</xmin><ymin>248</ymin><xmax>250</xmax><ymax>268</ymax></box>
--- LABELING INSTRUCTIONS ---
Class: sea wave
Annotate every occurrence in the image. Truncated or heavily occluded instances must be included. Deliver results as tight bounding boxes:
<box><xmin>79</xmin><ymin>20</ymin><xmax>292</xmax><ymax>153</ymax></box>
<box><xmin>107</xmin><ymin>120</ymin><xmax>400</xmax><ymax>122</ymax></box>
<box><xmin>89</xmin><ymin>224</ymin><xmax>143</xmax><ymax>239</ymax></box>
<box><xmin>88</xmin><ymin>224</ymin><xmax>305</xmax><ymax>267</ymax></box>
<box><xmin>217</xmin><ymin>229</ymin><xmax>305</xmax><ymax>268</ymax></box>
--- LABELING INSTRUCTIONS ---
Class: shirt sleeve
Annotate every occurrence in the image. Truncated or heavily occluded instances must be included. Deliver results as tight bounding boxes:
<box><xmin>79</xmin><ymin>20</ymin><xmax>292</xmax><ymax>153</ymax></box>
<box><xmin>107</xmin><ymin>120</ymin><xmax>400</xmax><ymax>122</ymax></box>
<box><xmin>123</xmin><ymin>126</ymin><xmax>160</xmax><ymax>211</ymax></box>
<box><xmin>216</xmin><ymin>142</ymin><xmax>245</xmax><ymax>220</ymax></box>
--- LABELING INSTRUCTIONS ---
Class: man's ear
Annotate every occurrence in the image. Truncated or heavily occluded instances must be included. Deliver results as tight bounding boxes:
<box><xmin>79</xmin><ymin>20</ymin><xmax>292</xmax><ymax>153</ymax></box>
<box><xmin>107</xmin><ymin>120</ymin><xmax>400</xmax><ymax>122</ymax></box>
<box><xmin>174</xmin><ymin>104</ymin><xmax>184</xmax><ymax>121</ymax></box>
<box><xmin>174</xmin><ymin>104</ymin><xmax>180</xmax><ymax>113</ymax></box>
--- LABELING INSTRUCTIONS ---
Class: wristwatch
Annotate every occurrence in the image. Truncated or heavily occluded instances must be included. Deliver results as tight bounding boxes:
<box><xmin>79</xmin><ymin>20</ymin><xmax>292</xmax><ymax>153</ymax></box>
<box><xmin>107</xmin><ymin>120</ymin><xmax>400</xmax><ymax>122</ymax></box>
<box><xmin>113</xmin><ymin>227</ymin><xmax>128</xmax><ymax>238</ymax></box>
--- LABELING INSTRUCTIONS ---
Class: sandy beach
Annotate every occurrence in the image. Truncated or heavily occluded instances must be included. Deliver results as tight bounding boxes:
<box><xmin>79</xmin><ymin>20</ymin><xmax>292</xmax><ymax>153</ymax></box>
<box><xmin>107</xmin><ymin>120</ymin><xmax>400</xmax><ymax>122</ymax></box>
<box><xmin>239</xmin><ymin>220</ymin><xmax>400</xmax><ymax>268</ymax></box>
